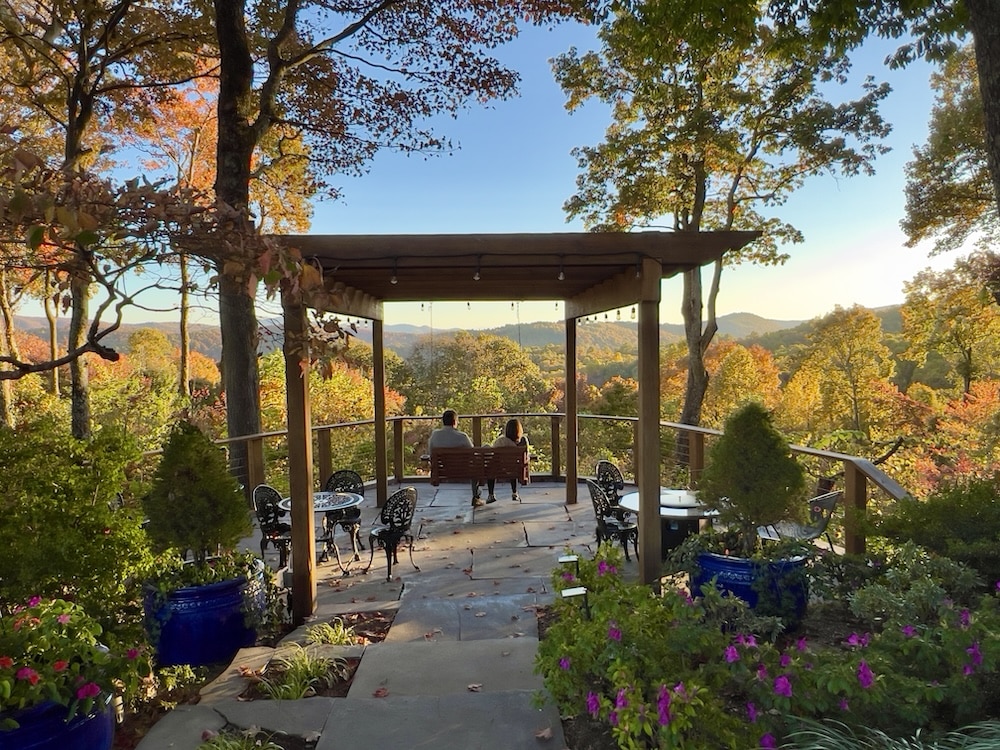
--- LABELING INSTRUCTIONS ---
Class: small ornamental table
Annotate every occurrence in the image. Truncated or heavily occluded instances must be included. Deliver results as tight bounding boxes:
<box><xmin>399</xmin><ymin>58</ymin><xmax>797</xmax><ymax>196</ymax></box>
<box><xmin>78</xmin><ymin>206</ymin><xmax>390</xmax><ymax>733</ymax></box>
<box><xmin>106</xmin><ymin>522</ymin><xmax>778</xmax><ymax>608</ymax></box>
<box><xmin>619</xmin><ymin>490</ymin><xmax>716</xmax><ymax>559</ymax></box>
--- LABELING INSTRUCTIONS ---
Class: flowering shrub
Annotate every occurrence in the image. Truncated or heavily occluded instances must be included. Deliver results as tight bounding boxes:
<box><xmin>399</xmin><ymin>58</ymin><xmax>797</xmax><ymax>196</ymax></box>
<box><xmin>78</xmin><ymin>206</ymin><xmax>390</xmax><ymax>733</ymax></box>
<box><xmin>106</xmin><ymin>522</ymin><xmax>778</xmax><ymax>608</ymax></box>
<box><xmin>536</xmin><ymin>543</ymin><xmax>1000</xmax><ymax>748</ymax></box>
<box><xmin>0</xmin><ymin>598</ymin><xmax>151</xmax><ymax>730</ymax></box>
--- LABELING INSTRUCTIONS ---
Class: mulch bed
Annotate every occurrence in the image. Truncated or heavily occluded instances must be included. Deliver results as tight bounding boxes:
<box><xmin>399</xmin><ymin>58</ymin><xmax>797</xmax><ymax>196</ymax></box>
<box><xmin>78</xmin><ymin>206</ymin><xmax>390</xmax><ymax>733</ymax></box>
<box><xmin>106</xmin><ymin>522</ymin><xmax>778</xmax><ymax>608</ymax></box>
<box><xmin>114</xmin><ymin>609</ymin><xmax>396</xmax><ymax>750</ymax></box>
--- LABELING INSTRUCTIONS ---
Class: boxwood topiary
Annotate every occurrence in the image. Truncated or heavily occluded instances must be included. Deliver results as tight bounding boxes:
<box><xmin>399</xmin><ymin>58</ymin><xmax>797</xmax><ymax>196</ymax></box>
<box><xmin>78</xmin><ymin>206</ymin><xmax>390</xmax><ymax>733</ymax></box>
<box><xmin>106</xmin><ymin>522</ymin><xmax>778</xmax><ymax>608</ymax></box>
<box><xmin>143</xmin><ymin>420</ymin><xmax>251</xmax><ymax>565</ymax></box>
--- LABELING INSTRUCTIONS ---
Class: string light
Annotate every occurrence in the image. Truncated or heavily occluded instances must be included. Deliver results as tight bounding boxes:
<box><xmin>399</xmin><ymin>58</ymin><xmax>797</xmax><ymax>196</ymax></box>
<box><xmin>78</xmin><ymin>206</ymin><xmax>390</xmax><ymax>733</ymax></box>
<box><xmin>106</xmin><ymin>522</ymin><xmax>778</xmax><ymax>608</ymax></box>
<box><xmin>616</xmin><ymin>309</ymin><xmax>621</xmax><ymax>321</ymax></box>
<box><xmin>473</xmin><ymin>255</ymin><xmax>481</xmax><ymax>281</ymax></box>
<box><xmin>390</xmin><ymin>258</ymin><xmax>398</xmax><ymax>285</ymax></box>
<box><xmin>558</xmin><ymin>257</ymin><xmax>565</xmax><ymax>281</ymax></box>
<box><xmin>631</xmin><ymin>306</ymin><xmax>636</xmax><ymax>320</ymax></box>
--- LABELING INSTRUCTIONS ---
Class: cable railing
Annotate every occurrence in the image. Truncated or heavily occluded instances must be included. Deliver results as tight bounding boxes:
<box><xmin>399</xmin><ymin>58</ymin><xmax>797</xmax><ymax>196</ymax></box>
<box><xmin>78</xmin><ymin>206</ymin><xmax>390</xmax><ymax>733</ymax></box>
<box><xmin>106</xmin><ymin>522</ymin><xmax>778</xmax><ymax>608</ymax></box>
<box><xmin>141</xmin><ymin>412</ymin><xmax>911</xmax><ymax>553</ymax></box>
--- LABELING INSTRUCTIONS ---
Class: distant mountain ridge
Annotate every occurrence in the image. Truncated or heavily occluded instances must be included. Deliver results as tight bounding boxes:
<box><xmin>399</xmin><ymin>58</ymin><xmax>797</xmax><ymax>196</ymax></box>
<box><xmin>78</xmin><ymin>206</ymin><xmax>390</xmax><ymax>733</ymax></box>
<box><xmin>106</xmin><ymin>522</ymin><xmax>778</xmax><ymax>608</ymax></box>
<box><xmin>12</xmin><ymin>310</ymin><xmax>815</xmax><ymax>362</ymax></box>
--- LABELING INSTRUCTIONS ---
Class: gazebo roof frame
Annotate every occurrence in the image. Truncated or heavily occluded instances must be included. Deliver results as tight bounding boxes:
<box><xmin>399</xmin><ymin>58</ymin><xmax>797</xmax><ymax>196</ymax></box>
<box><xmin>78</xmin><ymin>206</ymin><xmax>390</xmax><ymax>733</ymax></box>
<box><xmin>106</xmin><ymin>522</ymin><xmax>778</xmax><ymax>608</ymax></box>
<box><xmin>274</xmin><ymin>229</ymin><xmax>761</xmax><ymax>623</ymax></box>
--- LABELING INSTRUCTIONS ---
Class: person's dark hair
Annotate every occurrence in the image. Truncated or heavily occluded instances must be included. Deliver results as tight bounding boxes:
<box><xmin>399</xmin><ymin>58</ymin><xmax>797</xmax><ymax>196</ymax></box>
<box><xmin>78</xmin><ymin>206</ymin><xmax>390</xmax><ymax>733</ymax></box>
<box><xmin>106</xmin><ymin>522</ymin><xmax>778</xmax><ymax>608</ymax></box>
<box><xmin>504</xmin><ymin>418</ymin><xmax>522</xmax><ymax>442</ymax></box>
<box><xmin>442</xmin><ymin>409</ymin><xmax>457</xmax><ymax>426</ymax></box>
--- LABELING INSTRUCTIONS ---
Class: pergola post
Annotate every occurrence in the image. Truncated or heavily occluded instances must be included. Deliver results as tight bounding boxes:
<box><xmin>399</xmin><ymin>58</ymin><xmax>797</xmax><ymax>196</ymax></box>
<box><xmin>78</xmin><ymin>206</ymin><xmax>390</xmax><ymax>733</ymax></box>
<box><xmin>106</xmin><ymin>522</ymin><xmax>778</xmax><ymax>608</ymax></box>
<box><xmin>373</xmin><ymin>318</ymin><xmax>388</xmax><ymax>506</ymax></box>
<box><xmin>565</xmin><ymin>317</ymin><xmax>578</xmax><ymax>504</ymax></box>
<box><xmin>637</xmin><ymin>273</ymin><xmax>662</xmax><ymax>585</ymax></box>
<box><xmin>282</xmin><ymin>289</ymin><xmax>316</xmax><ymax>625</ymax></box>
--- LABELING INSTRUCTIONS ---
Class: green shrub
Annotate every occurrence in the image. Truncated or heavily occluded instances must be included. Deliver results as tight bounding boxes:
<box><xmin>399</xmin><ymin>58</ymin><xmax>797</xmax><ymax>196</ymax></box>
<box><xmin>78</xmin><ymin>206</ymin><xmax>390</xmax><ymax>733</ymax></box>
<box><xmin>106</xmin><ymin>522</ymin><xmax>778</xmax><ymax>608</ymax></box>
<box><xmin>260</xmin><ymin>644</ymin><xmax>348</xmax><ymax>700</ymax></box>
<box><xmin>143</xmin><ymin>421</ymin><xmax>250</xmax><ymax>565</ymax></box>
<box><xmin>876</xmin><ymin>476</ymin><xmax>1000</xmax><ymax>587</ymax></box>
<box><xmin>0</xmin><ymin>418</ymin><xmax>152</xmax><ymax>634</ymax></box>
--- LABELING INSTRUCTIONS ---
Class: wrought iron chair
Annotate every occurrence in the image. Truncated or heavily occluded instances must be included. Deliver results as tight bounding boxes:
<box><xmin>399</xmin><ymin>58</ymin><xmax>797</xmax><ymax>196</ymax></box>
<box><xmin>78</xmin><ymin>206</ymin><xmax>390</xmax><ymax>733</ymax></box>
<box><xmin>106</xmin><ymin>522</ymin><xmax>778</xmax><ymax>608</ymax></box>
<box><xmin>586</xmin><ymin>478</ymin><xmax>638</xmax><ymax>562</ymax></box>
<box><xmin>364</xmin><ymin>486</ymin><xmax>420</xmax><ymax>582</ymax></box>
<box><xmin>757</xmin><ymin>490</ymin><xmax>843</xmax><ymax>552</ymax></box>
<box><xmin>595</xmin><ymin>459</ymin><xmax>633</xmax><ymax>524</ymax></box>
<box><xmin>322</xmin><ymin>470</ymin><xmax>365</xmax><ymax>563</ymax></box>
<box><xmin>252</xmin><ymin>484</ymin><xmax>292</xmax><ymax>568</ymax></box>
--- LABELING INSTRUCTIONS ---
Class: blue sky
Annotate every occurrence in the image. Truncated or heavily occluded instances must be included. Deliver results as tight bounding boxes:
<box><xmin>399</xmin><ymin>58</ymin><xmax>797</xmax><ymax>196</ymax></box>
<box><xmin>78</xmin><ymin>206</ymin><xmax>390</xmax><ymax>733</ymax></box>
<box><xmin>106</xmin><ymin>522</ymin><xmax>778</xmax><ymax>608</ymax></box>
<box><xmin>301</xmin><ymin>20</ymin><xmax>963</xmax><ymax>331</ymax></box>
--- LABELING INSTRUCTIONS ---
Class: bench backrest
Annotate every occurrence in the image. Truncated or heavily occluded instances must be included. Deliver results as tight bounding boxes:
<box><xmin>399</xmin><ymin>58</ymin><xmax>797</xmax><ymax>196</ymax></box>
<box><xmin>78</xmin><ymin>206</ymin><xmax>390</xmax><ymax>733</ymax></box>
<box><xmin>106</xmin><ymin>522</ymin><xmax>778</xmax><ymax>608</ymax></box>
<box><xmin>429</xmin><ymin>446</ymin><xmax>529</xmax><ymax>486</ymax></box>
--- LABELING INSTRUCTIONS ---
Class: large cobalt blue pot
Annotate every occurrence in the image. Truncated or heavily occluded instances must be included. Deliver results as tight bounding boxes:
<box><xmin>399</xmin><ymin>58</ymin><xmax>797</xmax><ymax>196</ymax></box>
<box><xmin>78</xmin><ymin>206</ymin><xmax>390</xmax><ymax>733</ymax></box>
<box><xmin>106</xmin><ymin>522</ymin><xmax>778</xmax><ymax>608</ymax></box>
<box><xmin>0</xmin><ymin>697</ymin><xmax>114</xmax><ymax>750</ymax></box>
<box><xmin>144</xmin><ymin>559</ymin><xmax>265</xmax><ymax>667</ymax></box>
<box><xmin>692</xmin><ymin>552</ymin><xmax>809</xmax><ymax>626</ymax></box>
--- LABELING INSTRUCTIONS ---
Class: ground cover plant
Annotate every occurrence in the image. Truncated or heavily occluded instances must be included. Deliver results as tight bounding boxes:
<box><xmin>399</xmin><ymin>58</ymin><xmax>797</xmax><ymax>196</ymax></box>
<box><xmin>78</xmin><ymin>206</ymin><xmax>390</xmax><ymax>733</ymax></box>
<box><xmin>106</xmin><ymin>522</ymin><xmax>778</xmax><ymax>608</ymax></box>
<box><xmin>536</xmin><ymin>543</ymin><xmax>1000</xmax><ymax>749</ymax></box>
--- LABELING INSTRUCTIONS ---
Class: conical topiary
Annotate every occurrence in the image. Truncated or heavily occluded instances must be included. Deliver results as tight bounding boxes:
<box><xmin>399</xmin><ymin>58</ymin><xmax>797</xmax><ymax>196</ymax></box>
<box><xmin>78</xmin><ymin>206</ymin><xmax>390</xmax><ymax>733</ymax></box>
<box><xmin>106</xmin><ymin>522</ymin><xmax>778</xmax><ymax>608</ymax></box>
<box><xmin>143</xmin><ymin>421</ymin><xmax>251</xmax><ymax>565</ymax></box>
<box><xmin>697</xmin><ymin>402</ymin><xmax>806</xmax><ymax>557</ymax></box>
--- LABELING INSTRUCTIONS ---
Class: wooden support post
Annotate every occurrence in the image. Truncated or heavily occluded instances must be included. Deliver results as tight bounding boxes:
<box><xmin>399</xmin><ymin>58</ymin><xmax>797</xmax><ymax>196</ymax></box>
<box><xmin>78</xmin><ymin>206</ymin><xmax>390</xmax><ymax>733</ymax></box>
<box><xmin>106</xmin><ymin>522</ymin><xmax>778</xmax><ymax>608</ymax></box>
<box><xmin>282</xmin><ymin>290</ymin><xmax>316</xmax><ymax>626</ymax></box>
<box><xmin>637</xmin><ymin>296</ymin><xmax>661</xmax><ymax>586</ymax></box>
<box><xmin>373</xmin><ymin>318</ymin><xmax>388</xmax><ymax>507</ymax></box>
<box><xmin>565</xmin><ymin>318</ymin><xmax>578</xmax><ymax>504</ymax></box>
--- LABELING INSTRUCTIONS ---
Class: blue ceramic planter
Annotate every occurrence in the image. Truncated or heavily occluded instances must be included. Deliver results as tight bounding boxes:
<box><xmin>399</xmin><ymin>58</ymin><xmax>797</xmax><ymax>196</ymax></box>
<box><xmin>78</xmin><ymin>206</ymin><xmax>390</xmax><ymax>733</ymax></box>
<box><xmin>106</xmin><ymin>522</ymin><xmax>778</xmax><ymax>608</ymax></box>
<box><xmin>0</xmin><ymin>698</ymin><xmax>113</xmax><ymax>750</ymax></box>
<box><xmin>145</xmin><ymin>560</ymin><xmax>264</xmax><ymax>667</ymax></box>
<box><xmin>692</xmin><ymin>551</ymin><xmax>809</xmax><ymax>625</ymax></box>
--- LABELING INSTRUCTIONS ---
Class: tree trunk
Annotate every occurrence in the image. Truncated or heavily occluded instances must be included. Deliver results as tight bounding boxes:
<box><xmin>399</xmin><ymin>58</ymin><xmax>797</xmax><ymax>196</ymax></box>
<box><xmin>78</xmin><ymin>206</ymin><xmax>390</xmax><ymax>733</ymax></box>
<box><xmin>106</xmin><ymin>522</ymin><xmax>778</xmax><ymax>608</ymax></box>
<box><xmin>44</xmin><ymin>270</ymin><xmax>59</xmax><ymax>395</ymax></box>
<box><xmin>214</xmin><ymin>0</ymin><xmax>263</xmax><ymax>489</ymax></box>
<box><xmin>679</xmin><ymin>268</ymin><xmax>709</xmax><ymax>429</ymax></box>
<box><xmin>179</xmin><ymin>255</ymin><xmax>191</xmax><ymax>398</ymax></box>
<box><xmin>68</xmin><ymin>268</ymin><xmax>90</xmax><ymax>438</ymax></box>
<box><xmin>967</xmin><ymin>0</ymin><xmax>1000</xmax><ymax>217</ymax></box>
<box><xmin>0</xmin><ymin>270</ymin><xmax>16</xmax><ymax>428</ymax></box>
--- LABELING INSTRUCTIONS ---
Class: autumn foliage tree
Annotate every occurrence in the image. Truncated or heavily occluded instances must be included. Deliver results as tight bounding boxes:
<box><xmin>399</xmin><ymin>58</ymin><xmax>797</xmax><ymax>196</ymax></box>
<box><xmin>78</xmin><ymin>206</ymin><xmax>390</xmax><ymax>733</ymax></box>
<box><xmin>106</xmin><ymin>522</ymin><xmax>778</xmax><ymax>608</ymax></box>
<box><xmin>554</xmin><ymin>3</ymin><xmax>891</xmax><ymax>438</ymax></box>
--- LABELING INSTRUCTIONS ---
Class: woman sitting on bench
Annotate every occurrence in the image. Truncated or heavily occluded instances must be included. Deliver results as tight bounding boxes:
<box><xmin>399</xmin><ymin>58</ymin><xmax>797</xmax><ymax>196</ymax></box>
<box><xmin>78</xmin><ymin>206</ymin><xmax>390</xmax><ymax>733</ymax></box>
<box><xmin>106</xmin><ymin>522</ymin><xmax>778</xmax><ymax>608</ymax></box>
<box><xmin>487</xmin><ymin>418</ymin><xmax>528</xmax><ymax>504</ymax></box>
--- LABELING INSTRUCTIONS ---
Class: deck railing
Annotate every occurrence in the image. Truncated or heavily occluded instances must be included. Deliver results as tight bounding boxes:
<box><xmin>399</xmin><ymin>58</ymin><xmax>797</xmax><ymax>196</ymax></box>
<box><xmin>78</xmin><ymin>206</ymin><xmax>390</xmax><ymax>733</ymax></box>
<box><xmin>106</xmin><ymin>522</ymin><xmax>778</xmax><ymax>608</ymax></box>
<box><xmin>145</xmin><ymin>412</ymin><xmax>909</xmax><ymax>554</ymax></box>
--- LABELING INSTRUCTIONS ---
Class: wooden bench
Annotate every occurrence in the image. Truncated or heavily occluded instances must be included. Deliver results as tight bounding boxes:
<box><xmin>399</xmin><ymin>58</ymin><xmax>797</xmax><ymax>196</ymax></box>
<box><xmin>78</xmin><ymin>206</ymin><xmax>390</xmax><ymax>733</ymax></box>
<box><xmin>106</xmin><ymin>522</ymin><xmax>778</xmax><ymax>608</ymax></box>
<box><xmin>429</xmin><ymin>446</ymin><xmax>530</xmax><ymax>487</ymax></box>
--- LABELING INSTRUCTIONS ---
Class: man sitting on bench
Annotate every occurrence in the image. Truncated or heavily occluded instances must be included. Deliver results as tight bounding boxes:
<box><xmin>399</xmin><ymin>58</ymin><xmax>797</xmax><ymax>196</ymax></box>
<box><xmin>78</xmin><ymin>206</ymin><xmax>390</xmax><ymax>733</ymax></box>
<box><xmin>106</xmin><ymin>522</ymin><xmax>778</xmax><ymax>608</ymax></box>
<box><xmin>428</xmin><ymin>409</ymin><xmax>483</xmax><ymax>507</ymax></box>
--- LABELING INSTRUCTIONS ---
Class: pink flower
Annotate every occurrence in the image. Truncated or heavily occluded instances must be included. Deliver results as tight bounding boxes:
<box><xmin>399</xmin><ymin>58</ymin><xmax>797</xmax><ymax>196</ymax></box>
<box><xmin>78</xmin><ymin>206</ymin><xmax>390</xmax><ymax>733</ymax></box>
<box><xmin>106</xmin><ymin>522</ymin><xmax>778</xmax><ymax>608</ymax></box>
<box><xmin>586</xmin><ymin>691</ymin><xmax>600</xmax><ymax>717</ymax></box>
<box><xmin>28</xmin><ymin>596</ymin><xmax>41</xmax><ymax>607</ymax></box>
<box><xmin>657</xmin><ymin>685</ymin><xmax>672</xmax><ymax>726</ymax></box>
<box><xmin>779</xmin><ymin>652</ymin><xmax>791</xmax><ymax>668</ymax></box>
<box><xmin>57</xmin><ymin>614</ymin><xmax>71</xmax><ymax>624</ymax></box>
<box><xmin>724</xmin><ymin>645</ymin><xmax>739</xmax><ymax>663</ymax></box>
<box><xmin>746</xmin><ymin>702</ymin><xmax>758</xmax><ymax>723</ymax></box>
<box><xmin>127</xmin><ymin>648</ymin><xmax>140</xmax><ymax>660</ymax></box>
<box><xmin>737</xmin><ymin>633</ymin><xmax>758</xmax><ymax>648</ymax></box>
<box><xmin>857</xmin><ymin>660</ymin><xmax>874</xmax><ymax>689</ymax></box>
<box><xmin>16</xmin><ymin>667</ymin><xmax>39</xmax><ymax>685</ymax></box>
<box><xmin>965</xmin><ymin>641</ymin><xmax>983</xmax><ymax>673</ymax></box>
<box><xmin>597</xmin><ymin>560</ymin><xmax>617</xmax><ymax>577</ymax></box>
<box><xmin>561</xmin><ymin>571</ymin><xmax>575</xmax><ymax>582</ymax></box>
<box><xmin>795</xmin><ymin>637</ymin><xmax>808</xmax><ymax>652</ymax></box>
<box><xmin>607</xmin><ymin>622</ymin><xmax>622</xmax><ymax>642</ymax></box>
<box><xmin>756</xmin><ymin>664</ymin><xmax>768</xmax><ymax>680</ymax></box>
<box><xmin>960</xmin><ymin>609</ymin><xmax>971</xmax><ymax>629</ymax></box>
<box><xmin>760</xmin><ymin>733</ymin><xmax>777</xmax><ymax>748</ymax></box>
<box><xmin>52</xmin><ymin>660</ymin><xmax>69</xmax><ymax>672</ymax></box>
<box><xmin>901</xmin><ymin>625</ymin><xmax>917</xmax><ymax>638</ymax></box>
<box><xmin>845</xmin><ymin>632</ymin><xmax>869</xmax><ymax>648</ymax></box>
<box><xmin>76</xmin><ymin>682</ymin><xmax>101</xmax><ymax>700</ymax></box>
<box><xmin>615</xmin><ymin>688</ymin><xmax>628</xmax><ymax>709</ymax></box>
<box><xmin>840</xmin><ymin>697</ymin><xmax>850</xmax><ymax>711</ymax></box>
<box><xmin>773</xmin><ymin>674</ymin><xmax>792</xmax><ymax>697</ymax></box>
<box><xmin>559</xmin><ymin>657</ymin><xmax>571</xmax><ymax>671</ymax></box>
<box><xmin>609</xmin><ymin>710</ymin><xmax>618</xmax><ymax>727</ymax></box>
<box><xmin>0</xmin><ymin>656</ymin><xmax>13</xmax><ymax>669</ymax></box>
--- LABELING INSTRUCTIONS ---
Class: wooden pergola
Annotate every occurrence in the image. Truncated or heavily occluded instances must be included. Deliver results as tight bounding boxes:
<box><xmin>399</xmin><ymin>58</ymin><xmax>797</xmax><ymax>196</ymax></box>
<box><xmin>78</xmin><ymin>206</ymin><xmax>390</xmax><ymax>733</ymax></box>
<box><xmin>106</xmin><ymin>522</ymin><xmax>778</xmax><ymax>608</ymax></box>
<box><xmin>271</xmin><ymin>231</ymin><xmax>760</xmax><ymax>623</ymax></box>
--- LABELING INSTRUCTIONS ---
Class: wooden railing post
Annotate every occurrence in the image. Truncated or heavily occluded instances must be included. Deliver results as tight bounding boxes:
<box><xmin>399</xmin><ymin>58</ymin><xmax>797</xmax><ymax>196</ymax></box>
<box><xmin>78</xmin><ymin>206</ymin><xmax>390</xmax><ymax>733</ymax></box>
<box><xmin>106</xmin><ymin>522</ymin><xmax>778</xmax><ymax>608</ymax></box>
<box><xmin>316</xmin><ymin>428</ymin><xmax>332</xmax><ymax>486</ymax></box>
<box><xmin>471</xmin><ymin>416</ymin><xmax>483</xmax><ymax>447</ymax></box>
<box><xmin>550</xmin><ymin>415</ymin><xmax>561</xmax><ymax>481</ymax></box>
<box><xmin>245</xmin><ymin>436</ymin><xmax>266</xmax><ymax>494</ymax></box>
<box><xmin>631</xmin><ymin>421</ymin><xmax>640</xmax><ymax>480</ymax></box>
<box><xmin>393</xmin><ymin>418</ymin><xmax>405</xmax><ymax>482</ymax></box>
<box><xmin>843</xmin><ymin>461</ymin><xmax>868</xmax><ymax>555</ymax></box>
<box><xmin>688</xmin><ymin>431</ymin><xmax>705</xmax><ymax>487</ymax></box>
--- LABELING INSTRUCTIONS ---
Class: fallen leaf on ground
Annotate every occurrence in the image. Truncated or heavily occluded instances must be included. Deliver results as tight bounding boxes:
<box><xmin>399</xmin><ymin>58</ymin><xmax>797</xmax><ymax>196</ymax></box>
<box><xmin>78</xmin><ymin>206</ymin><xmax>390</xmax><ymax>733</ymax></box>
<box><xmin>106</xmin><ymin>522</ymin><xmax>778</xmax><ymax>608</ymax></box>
<box><xmin>501</xmin><ymin>650</ymin><xmax>511</xmax><ymax>657</ymax></box>
<box><xmin>526</xmin><ymin>587</ymin><xmax>536</xmax><ymax>593</ymax></box>
<box><xmin>201</xmin><ymin>730</ymin><xmax>218</xmax><ymax>740</ymax></box>
<box><xmin>372</xmin><ymin>687</ymin><xmax>389</xmax><ymax>698</ymax></box>
<box><xmin>475</xmin><ymin>612</ymin><xmax>486</xmax><ymax>617</ymax></box>
<box><xmin>304</xmin><ymin>732</ymin><xmax>321</xmax><ymax>742</ymax></box>
<box><xmin>466</xmin><ymin>591</ymin><xmax>478</xmax><ymax>597</ymax></box>
<box><xmin>511</xmin><ymin>614</ymin><xmax>520</xmax><ymax>621</ymax></box>
<box><xmin>535</xmin><ymin>727</ymin><xmax>554</xmax><ymax>741</ymax></box>
<box><xmin>467</xmin><ymin>683</ymin><xmax>483</xmax><ymax>692</ymax></box>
